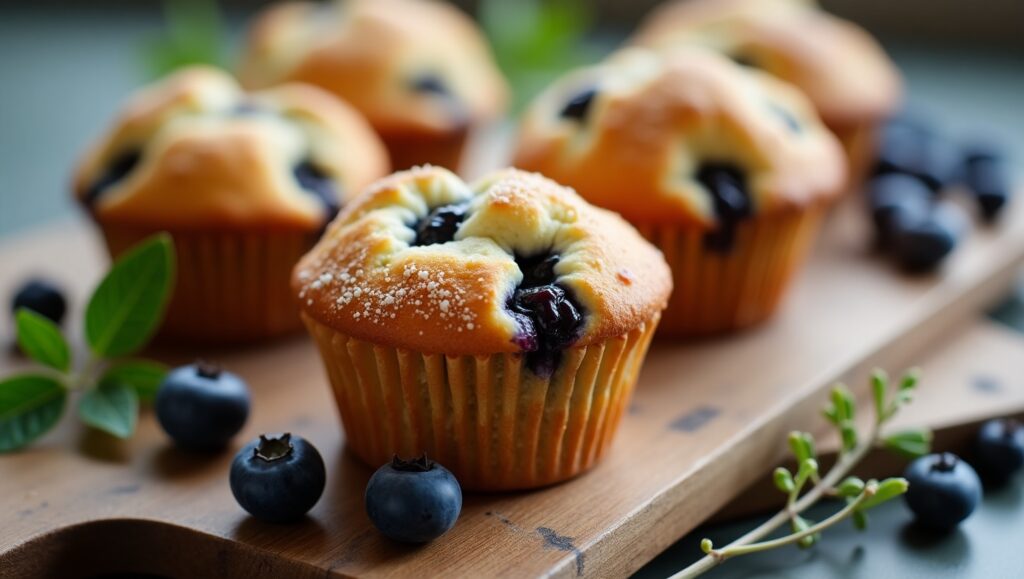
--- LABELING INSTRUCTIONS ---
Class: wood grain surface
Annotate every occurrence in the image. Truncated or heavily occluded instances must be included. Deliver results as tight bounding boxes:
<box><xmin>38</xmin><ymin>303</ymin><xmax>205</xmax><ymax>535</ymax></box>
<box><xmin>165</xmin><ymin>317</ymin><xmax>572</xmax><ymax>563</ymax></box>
<box><xmin>2</xmin><ymin>194</ymin><xmax>1024</xmax><ymax>579</ymax></box>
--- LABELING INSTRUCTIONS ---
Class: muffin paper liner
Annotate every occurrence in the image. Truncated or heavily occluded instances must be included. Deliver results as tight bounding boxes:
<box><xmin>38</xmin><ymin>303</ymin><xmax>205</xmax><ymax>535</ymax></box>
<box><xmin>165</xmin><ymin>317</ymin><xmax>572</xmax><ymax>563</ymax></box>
<box><xmin>302</xmin><ymin>312</ymin><xmax>660</xmax><ymax>491</ymax></box>
<box><xmin>101</xmin><ymin>224</ymin><xmax>314</xmax><ymax>342</ymax></box>
<box><xmin>637</xmin><ymin>207</ymin><xmax>824</xmax><ymax>336</ymax></box>
<box><xmin>381</xmin><ymin>128</ymin><xmax>468</xmax><ymax>174</ymax></box>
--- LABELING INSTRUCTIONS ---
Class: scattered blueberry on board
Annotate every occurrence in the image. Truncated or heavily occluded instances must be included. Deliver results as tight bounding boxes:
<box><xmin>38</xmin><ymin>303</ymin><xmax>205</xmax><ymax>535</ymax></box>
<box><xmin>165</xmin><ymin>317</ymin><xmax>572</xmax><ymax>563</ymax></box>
<box><xmin>11</xmin><ymin>279</ymin><xmax>67</xmax><ymax>325</ymax></box>
<box><xmin>866</xmin><ymin>113</ymin><xmax>1013</xmax><ymax>273</ymax></box>
<box><xmin>155</xmin><ymin>362</ymin><xmax>251</xmax><ymax>451</ymax></box>
<box><xmin>365</xmin><ymin>454</ymin><xmax>462</xmax><ymax>543</ymax></box>
<box><xmin>230</xmin><ymin>433</ymin><xmax>326</xmax><ymax>523</ymax></box>
<box><xmin>903</xmin><ymin>452</ymin><xmax>981</xmax><ymax>531</ymax></box>
<box><xmin>973</xmin><ymin>418</ymin><xmax>1024</xmax><ymax>484</ymax></box>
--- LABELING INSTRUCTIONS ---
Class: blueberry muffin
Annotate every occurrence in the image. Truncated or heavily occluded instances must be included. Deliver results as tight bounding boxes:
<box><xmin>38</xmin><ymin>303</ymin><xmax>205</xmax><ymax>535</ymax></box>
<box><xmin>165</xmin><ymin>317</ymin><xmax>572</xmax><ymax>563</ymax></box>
<box><xmin>632</xmin><ymin>0</ymin><xmax>901</xmax><ymax>186</ymax></box>
<box><xmin>292</xmin><ymin>166</ymin><xmax>671</xmax><ymax>490</ymax></box>
<box><xmin>514</xmin><ymin>48</ymin><xmax>845</xmax><ymax>335</ymax></box>
<box><xmin>239</xmin><ymin>0</ymin><xmax>509</xmax><ymax>173</ymax></box>
<box><xmin>73</xmin><ymin>66</ymin><xmax>389</xmax><ymax>342</ymax></box>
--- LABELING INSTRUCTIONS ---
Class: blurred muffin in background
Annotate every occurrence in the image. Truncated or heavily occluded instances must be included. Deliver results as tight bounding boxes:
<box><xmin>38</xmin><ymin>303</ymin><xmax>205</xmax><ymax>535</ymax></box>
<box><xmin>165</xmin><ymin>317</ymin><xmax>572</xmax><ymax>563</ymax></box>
<box><xmin>239</xmin><ymin>0</ymin><xmax>509</xmax><ymax>173</ymax></box>
<box><xmin>514</xmin><ymin>48</ymin><xmax>846</xmax><ymax>336</ymax></box>
<box><xmin>632</xmin><ymin>0</ymin><xmax>901</xmax><ymax>188</ymax></box>
<box><xmin>74</xmin><ymin>66</ymin><xmax>389</xmax><ymax>342</ymax></box>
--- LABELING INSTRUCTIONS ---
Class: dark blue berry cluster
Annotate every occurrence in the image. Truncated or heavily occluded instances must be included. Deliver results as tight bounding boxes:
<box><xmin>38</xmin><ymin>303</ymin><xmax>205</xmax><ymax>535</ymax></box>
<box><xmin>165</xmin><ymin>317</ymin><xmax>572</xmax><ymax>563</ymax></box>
<box><xmin>697</xmin><ymin>163</ymin><xmax>753</xmax><ymax>253</ymax></box>
<box><xmin>507</xmin><ymin>254</ymin><xmax>585</xmax><ymax>378</ymax></box>
<box><xmin>413</xmin><ymin>202</ymin><xmax>470</xmax><ymax>246</ymax></box>
<box><xmin>867</xmin><ymin>113</ymin><xmax>1012</xmax><ymax>273</ymax></box>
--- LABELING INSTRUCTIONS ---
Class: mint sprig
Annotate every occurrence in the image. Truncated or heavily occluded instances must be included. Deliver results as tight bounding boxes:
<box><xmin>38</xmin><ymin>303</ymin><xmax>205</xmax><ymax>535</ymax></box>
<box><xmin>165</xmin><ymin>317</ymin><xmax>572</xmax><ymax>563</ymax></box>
<box><xmin>674</xmin><ymin>369</ymin><xmax>931</xmax><ymax>578</ymax></box>
<box><xmin>0</xmin><ymin>233</ymin><xmax>175</xmax><ymax>450</ymax></box>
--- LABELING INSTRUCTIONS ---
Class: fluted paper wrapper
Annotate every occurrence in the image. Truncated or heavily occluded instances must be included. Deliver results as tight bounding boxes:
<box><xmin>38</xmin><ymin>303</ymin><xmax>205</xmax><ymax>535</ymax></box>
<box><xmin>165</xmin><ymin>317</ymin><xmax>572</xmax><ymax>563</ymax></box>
<box><xmin>638</xmin><ymin>207</ymin><xmax>824</xmax><ymax>336</ymax></box>
<box><xmin>303</xmin><ymin>312</ymin><xmax>660</xmax><ymax>491</ymax></box>
<box><xmin>101</xmin><ymin>224</ymin><xmax>314</xmax><ymax>342</ymax></box>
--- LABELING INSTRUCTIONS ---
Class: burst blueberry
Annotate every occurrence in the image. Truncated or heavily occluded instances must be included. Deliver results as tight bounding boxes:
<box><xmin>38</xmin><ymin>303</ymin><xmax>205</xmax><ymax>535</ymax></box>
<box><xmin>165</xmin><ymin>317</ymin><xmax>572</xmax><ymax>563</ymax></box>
<box><xmin>413</xmin><ymin>202</ymin><xmax>469</xmax><ymax>246</ymax></box>
<box><xmin>293</xmin><ymin>160</ymin><xmax>341</xmax><ymax>218</ymax></box>
<box><xmin>11</xmin><ymin>279</ymin><xmax>67</xmax><ymax>325</ymax></box>
<box><xmin>973</xmin><ymin>418</ymin><xmax>1024</xmax><ymax>484</ymax></box>
<box><xmin>84</xmin><ymin>149</ymin><xmax>141</xmax><ymax>206</ymax></box>
<box><xmin>696</xmin><ymin>163</ymin><xmax>753</xmax><ymax>253</ymax></box>
<box><xmin>903</xmin><ymin>452</ymin><xmax>981</xmax><ymax>531</ymax></box>
<box><xmin>155</xmin><ymin>362</ymin><xmax>251</xmax><ymax>451</ymax></box>
<box><xmin>230</xmin><ymin>433</ymin><xmax>326</xmax><ymax>523</ymax></box>
<box><xmin>559</xmin><ymin>88</ymin><xmax>598</xmax><ymax>121</ymax></box>
<box><xmin>410</xmin><ymin>74</ymin><xmax>450</xmax><ymax>96</ymax></box>
<box><xmin>365</xmin><ymin>455</ymin><xmax>462</xmax><ymax>543</ymax></box>
<box><xmin>507</xmin><ymin>254</ymin><xmax>585</xmax><ymax>377</ymax></box>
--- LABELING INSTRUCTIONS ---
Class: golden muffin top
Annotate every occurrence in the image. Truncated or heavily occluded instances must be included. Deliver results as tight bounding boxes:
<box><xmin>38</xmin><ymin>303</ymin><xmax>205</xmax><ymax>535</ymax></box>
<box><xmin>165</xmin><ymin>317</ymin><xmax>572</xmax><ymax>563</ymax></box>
<box><xmin>631</xmin><ymin>0</ymin><xmax>901</xmax><ymax>127</ymax></box>
<box><xmin>292</xmin><ymin>166</ymin><xmax>671</xmax><ymax>369</ymax></box>
<box><xmin>513</xmin><ymin>48</ymin><xmax>846</xmax><ymax>228</ymax></box>
<box><xmin>238</xmin><ymin>0</ymin><xmax>509</xmax><ymax>137</ymax></box>
<box><xmin>73</xmin><ymin>66</ymin><xmax>389</xmax><ymax>231</ymax></box>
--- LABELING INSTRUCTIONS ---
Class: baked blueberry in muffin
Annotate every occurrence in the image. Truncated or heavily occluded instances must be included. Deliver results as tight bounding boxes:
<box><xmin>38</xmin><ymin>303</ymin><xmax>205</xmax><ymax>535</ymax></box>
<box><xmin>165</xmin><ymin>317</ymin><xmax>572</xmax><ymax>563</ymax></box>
<box><xmin>293</xmin><ymin>166</ymin><xmax>671</xmax><ymax>489</ymax></box>
<box><xmin>514</xmin><ymin>48</ymin><xmax>846</xmax><ymax>335</ymax></box>
<box><xmin>239</xmin><ymin>0</ymin><xmax>508</xmax><ymax>172</ymax></box>
<box><xmin>73</xmin><ymin>66</ymin><xmax>389</xmax><ymax>342</ymax></box>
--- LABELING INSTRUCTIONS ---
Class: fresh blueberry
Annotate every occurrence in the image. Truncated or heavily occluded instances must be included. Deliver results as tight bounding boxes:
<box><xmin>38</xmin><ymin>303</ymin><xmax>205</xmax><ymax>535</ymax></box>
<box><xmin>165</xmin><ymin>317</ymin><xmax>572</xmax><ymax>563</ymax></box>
<box><xmin>891</xmin><ymin>201</ymin><xmax>967</xmax><ymax>273</ymax></box>
<box><xmin>230</xmin><ymin>433</ymin><xmax>326</xmax><ymax>523</ymax></box>
<box><xmin>155</xmin><ymin>362</ymin><xmax>251</xmax><ymax>451</ymax></box>
<box><xmin>874</xmin><ymin>116</ymin><xmax>957</xmax><ymax>193</ymax></box>
<box><xmin>696</xmin><ymin>163</ymin><xmax>753</xmax><ymax>253</ymax></box>
<box><xmin>365</xmin><ymin>454</ymin><xmax>462</xmax><ymax>543</ymax></box>
<box><xmin>559</xmin><ymin>87</ymin><xmax>598</xmax><ymax>122</ymax></box>
<box><xmin>11</xmin><ymin>279</ymin><xmax>67</xmax><ymax>325</ymax></box>
<box><xmin>962</xmin><ymin>143</ymin><xmax>1011</xmax><ymax>222</ymax></box>
<box><xmin>973</xmin><ymin>418</ymin><xmax>1024</xmax><ymax>484</ymax></box>
<box><xmin>84</xmin><ymin>149</ymin><xmax>142</xmax><ymax>206</ymax></box>
<box><xmin>903</xmin><ymin>452</ymin><xmax>982</xmax><ymax>531</ymax></box>
<box><xmin>866</xmin><ymin>174</ymin><xmax>933</xmax><ymax>248</ymax></box>
<box><xmin>413</xmin><ymin>202</ymin><xmax>470</xmax><ymax>246</ymax></box>
<box><xmin>293</xmin><ymin>160</ymin><xmax>342</xmax><ymax>219</ymax></box>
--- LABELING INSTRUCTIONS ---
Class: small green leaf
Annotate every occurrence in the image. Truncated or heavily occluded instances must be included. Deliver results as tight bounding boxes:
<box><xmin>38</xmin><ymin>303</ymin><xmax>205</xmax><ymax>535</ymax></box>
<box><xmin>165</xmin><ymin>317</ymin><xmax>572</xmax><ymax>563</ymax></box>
<box><xmin>0</xmin><ymin>374</ymin><xmax>67</xmax><ymax>452</ymax></box>
<box><xmin>837</xmin><ymin>476</ymin><xmax>866</xmax><ymax>497</ymax></box>
<box><xmin>883</xmin><ymin>429</ymin><xmax>933</xmax><ymax>458</ymax></box>
<box><xmin>15</xmin><ymin>309</ymin><xmax>71</xmax><ymax>372</ymax></box>
<box><xmin>78</xmin><ymin>381</ymin><xmax>139</xmax><ymax>438</ymax></box>
<box><xmin>861</xmin><ymin>477</ymin><xmax>909</xmax><ymax>510</ymax></box>
<box><xmin>791</xmin><ymin>516</ymin><xmax>819</xmax><ymax>549</ymax></box>
<box><xmin>774</xmin><ymin>467</ymin><xmax>796</xmax><ymax>493</ymax></box>
<box><xmin>788</xmin><ymin>431</ymin><xmax>816</xmax><ymax>463</ymax></box>
<box><xmin>85</xmin><ymin>233</ymin><xmax>175</xmax><ymax>357</ymax></box>
<box><xmin>852</xmin><ymin>508</ymin><xmax>868</xmax><ymax>531</ymax></box>
<box><xmin>899</xmin><ymin>368</ymin><xmax>921</xmax><ymax>391</ymax></box>
<box><xmin>100</xmin><ymin>360</ymin><xmax>169</xmax><ymax>403</ymax></box>
<box><xmin>700</xmin><ymin>538</ymin><xmax>714</xmax><ymax>554</ymax></box>
<box><xmin>823</xmin><ymin>403</ymin><xmax>838</xmax><ymax>425</ymax></box>
<box><xmin>871</xmin><ymin>369</ymin><xmax>888</xmax><ymax>419</ymax></box>
<box><xmin>840</xmin><ymin>421</ymin><xmax>858</xmax><ymax>452</ymax></box>
<box><xmin>831</xmin><ymin>385</ymin><xmax>855</xmax><ymax>421</ymax></box>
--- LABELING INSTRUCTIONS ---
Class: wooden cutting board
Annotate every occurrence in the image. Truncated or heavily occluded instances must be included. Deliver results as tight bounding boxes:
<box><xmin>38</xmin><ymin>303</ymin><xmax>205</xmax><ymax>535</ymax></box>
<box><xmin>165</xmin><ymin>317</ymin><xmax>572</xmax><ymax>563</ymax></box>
<box><xmin>2</xmin><ymin>193</ymin><xmax>1024</xmax><ymax>579</ymax></box>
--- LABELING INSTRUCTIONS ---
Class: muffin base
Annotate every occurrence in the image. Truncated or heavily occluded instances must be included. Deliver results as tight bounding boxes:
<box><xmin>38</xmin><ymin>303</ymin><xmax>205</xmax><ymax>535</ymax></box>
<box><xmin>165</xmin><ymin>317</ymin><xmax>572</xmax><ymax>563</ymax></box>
<box><xmin>101</xmin><ymin>224</ymin><xmax>316</xmax><ymax>343</ymax></box>
<box><xmin>380</xmin><ymin>128</ymin><xmax>468</xmax><ymax>173</ymax></box>
<box><xmin>637</xmin><ymin>207</ymin><xmax>824</xmax><ymax>336</ymax></box>
<box><xmin>302</xmin><ymin>312</ymin><xmax>660</xmax><ymax>491</ymax></box>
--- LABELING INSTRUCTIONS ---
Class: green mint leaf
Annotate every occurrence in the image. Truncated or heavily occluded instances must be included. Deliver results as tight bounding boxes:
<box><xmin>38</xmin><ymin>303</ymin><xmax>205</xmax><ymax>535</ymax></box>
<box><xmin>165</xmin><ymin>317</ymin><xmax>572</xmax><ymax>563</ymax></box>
<box><xmin>100</xmin><ymin>360</ymin><xmax>168</xmax><ymax>403</ymax></box>
<box><xmin>882</xmin><ymin>429</ymin><xmax>933</xmax><ymax>458</ymax></box>
<box><xmin>85</xmin><ymin>233</ymin><xmax>175</xmax><ymax>357</ymax></box>
<box><xmin>0</xmin><ymin>374</ymin><xmax>67</xmax><ymax>452</ymax></box>
<box><xmin>78</xmin><ymin>381</ymin><xmax>139</xmax><ymax>439</ymax></box>
<box><xmin>861</xmin><ymin>477</ymin><xmax>909</xmax><ymax>510</ymax></box>
<box><xmin>774</xmin><ymin>467</ymin><xmax>796</xmax><ymax>494</ymax></box>
<box><xmin>852</xmin><ymin>508</ymin><xmax>868</xmax><ymax>531</ymax></box>
<box><xmin>837</xmin><ymin>476</ymin><xmax>866</xmax><ymax>497</ymax></box>
<box><xmin>871</xmin><ymin>369</ymin><xmax>888</xmax><ymax>419</ymax></box>
<box><xmin>15</xmin><ymin>308</ymin><xmax>71</xmax><ymax>372</ymax></box>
